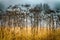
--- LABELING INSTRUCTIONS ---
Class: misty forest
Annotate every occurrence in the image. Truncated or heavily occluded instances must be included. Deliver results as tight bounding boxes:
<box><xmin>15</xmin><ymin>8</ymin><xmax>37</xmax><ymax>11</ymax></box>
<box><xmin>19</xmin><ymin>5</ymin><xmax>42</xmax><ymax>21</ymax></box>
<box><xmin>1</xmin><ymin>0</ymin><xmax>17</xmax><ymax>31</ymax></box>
<box><xmin>0</xmin><ymin>1</ymin><xmax>60</xmax><ymax>40</ymax></box>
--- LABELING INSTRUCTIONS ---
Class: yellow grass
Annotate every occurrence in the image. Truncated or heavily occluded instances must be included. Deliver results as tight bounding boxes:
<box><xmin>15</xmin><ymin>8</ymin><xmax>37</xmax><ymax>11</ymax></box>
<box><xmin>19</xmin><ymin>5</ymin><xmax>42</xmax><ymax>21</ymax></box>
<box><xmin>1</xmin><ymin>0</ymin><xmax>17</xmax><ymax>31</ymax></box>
<box><xmin>0</xmin><ymin>27</ymin><xmax>60</xmax><ymax>40</ymax></box>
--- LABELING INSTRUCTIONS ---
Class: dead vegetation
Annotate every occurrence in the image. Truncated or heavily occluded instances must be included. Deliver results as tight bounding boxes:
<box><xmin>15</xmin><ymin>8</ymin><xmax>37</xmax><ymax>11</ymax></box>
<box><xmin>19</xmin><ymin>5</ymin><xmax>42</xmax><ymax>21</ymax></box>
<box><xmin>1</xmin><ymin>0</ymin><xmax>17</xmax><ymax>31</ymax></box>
<box><xmin>0</xmin><ymin>27</ymin><xmax>60</xmax><ymax>40</ymax></box>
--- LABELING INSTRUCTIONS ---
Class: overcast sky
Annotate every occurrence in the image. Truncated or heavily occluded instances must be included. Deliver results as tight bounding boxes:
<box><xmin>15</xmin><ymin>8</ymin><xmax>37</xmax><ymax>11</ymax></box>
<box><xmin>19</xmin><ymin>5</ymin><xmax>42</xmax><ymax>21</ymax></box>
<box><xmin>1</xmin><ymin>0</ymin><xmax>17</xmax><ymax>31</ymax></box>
<box><xmin>0</xmin><ymin>0</ymin><xmax>60</xmax><ymax>9</ymax></box>
<box><xmin>0</xmin><ymin>0</ymin><xmax>60</xmax><ymax>4</ymax></box>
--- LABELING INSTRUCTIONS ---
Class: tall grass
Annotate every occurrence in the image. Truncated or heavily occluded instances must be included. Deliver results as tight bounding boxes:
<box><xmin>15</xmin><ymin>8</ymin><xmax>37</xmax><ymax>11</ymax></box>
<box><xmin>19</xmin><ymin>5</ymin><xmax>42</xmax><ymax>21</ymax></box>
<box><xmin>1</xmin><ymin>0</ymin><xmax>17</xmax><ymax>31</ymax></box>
<box><xmin>0</xmin><ymin>27</ymin><xmax>60</xmax><ymax>40</ymax></box>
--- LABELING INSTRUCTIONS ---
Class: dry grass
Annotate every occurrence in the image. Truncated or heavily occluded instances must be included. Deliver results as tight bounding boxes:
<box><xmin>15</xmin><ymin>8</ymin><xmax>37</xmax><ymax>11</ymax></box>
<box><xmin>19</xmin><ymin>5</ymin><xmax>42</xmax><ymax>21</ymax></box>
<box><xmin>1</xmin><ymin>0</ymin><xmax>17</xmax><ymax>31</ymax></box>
<box><xmin>0</xmin><ymin>27</ymin><xmax>60</xmax><ymax>40</ymax></box>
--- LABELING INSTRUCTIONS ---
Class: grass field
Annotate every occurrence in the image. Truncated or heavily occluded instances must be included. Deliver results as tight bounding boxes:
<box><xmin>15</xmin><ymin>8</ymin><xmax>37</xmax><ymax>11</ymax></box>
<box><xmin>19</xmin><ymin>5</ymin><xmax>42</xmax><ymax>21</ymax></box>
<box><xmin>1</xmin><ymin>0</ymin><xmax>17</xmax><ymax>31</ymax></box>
<box><xmin>0</xmin><ymin>27</ymin><xmax>60</xmax><ymax>40</ymax></box>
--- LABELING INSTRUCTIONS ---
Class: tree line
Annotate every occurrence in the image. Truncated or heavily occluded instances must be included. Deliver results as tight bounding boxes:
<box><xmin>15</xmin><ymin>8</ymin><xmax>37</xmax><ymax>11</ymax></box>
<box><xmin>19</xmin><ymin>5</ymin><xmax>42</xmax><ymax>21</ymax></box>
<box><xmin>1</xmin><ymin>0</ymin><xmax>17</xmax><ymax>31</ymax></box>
<box><xmin>0</xmin><ymin>3</ymin><xmax>60</xmax><ymax>30</ymax></box>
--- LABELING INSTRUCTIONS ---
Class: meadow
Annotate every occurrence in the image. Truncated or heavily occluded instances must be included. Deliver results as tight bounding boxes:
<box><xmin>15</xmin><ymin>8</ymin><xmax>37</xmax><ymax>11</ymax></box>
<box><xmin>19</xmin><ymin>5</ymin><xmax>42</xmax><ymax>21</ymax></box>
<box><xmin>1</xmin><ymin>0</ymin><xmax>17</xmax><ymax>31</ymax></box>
<box><xmin>0</xmin><ymin>27</ymin><xmax>60</xmax><ymax>40</ymax></box>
